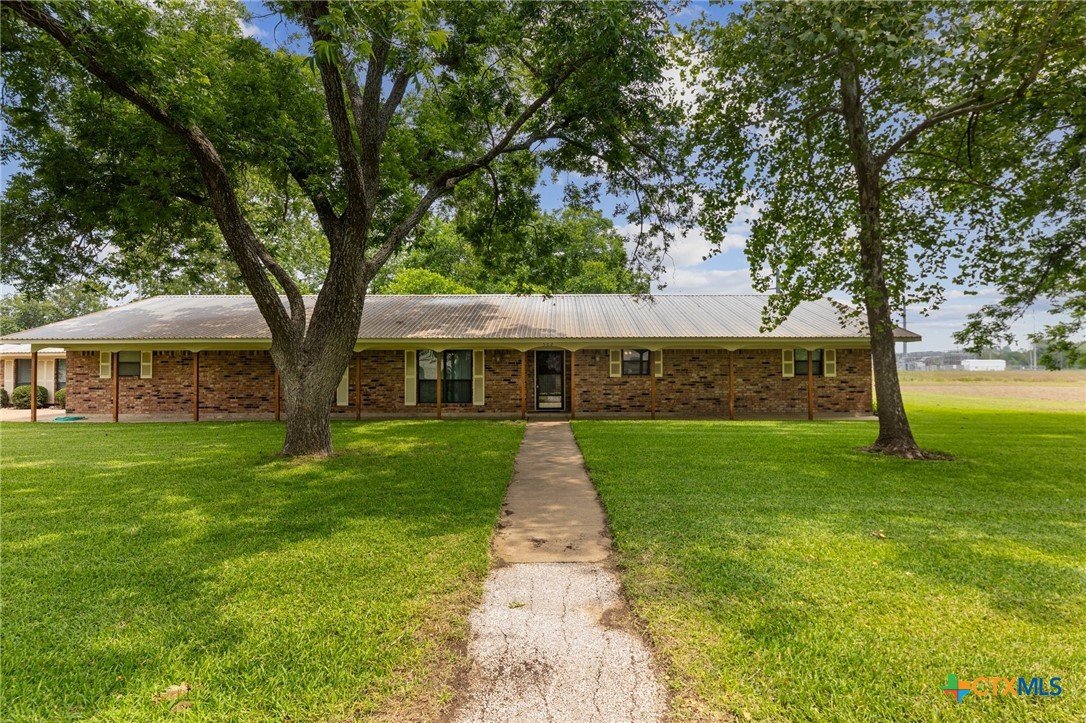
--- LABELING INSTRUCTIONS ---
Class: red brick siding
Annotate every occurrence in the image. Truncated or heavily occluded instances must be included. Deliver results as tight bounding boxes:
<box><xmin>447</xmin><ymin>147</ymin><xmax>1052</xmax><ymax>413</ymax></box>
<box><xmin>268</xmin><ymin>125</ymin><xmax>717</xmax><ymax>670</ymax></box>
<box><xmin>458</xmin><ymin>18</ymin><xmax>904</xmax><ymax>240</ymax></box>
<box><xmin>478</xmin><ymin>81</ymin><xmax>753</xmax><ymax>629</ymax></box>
<box><xmin>67</xmin><ymin>350</ymin><xmax>278</xmax><ymax>416</ymax></box>
<box><xmin>573</xmin><ymin>349</ymin><xmax>652</xmax><ymax>414</ymax></box>
<box><xmin>816</xmin><ymin>348</ymin><xmax>874</xmax><ymax>414</ymax></box>
<box><xmin>356</xmin><ymin>349</ymin><xmax>526</xmax><ymax>416</ymax></box>
<box><xmin>61</xmin><ymin>346</ymin><xmax>872</xmax><ymax>418</ymax></box>
<box><xmin>196</xmin><ymin>351</ymin><xmax>277</xmax><ymax>415</ymax></box>
<box><xmin>67</xmin><ymin>351</ymin><xmax>115</xmax><ymax>414</ymax></box>
<box><xmin>732</xmin><ymin>348</ymin><xmax>872</xmax><ymax>415</ymax></box>
<box><xmin>656</xmin><ymin>349</ymin><xmax>730</xmax><ymax>416</ymax></box>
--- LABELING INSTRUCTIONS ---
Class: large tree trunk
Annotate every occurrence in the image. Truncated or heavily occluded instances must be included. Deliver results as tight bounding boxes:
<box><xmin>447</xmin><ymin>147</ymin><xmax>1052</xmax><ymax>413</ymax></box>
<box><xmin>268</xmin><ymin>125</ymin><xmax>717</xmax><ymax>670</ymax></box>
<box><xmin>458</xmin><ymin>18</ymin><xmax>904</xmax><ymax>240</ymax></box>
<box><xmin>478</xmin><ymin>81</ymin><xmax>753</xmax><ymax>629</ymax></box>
<box><xmin>281</xmin><ymin>380</ymin><xmax>334</xmax><ymax>456</ymax></box>
<box><xmin>272</xmin><ymin>281</ymin><xmax>368</xmax><ymax>457</ymax></box>
<box><xmin>274</xmin><ymin>345</ymin><xmax>354</xmax><ymax>457</ymax></box>
<box><xmin>838</xmin><ymin>55</ymin><xmax>928</xmax><ymax>459</ymax></box>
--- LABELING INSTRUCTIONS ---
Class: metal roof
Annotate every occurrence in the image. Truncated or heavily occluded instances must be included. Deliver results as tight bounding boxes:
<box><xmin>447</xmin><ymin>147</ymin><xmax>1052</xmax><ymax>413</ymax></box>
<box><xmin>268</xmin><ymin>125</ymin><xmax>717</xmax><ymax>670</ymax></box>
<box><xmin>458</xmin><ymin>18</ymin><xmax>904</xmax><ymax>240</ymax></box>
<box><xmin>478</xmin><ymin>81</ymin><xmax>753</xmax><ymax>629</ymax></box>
<box><xmin>0</xmin><ymin>294</ymin><xmax>921</xmax><ymax>344</ymax></box>
<box><xmin>0</xmin><ymin>344</ymin><xmax>64</xmax><ymax>356</ymax></box>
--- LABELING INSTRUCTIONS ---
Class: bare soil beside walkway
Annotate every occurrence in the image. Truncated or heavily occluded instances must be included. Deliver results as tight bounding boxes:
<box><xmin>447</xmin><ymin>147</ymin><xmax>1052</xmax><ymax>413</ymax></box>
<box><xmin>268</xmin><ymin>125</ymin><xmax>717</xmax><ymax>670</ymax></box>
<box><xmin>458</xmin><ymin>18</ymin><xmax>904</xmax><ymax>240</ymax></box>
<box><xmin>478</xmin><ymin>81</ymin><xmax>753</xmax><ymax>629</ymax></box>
<box><xmin>450</xmin><ymin>422</ymin><xmax>665</xmax><ymax>722</ymax></box>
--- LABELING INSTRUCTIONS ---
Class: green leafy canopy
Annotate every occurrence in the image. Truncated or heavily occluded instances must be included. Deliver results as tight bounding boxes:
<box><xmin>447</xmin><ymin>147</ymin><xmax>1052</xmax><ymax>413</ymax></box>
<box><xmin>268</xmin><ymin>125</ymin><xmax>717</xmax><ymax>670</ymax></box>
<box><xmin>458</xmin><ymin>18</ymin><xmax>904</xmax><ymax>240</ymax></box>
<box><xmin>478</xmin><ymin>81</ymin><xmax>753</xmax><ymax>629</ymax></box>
<box><xmin>689</xmin><ymin>1</ymin><xmax>1085</xmax><ymax>346</ymax></box>
<box><xmin>2</xmin><ymin>0</ymin><xmax>690</xmax><ymax>299</ymax></box>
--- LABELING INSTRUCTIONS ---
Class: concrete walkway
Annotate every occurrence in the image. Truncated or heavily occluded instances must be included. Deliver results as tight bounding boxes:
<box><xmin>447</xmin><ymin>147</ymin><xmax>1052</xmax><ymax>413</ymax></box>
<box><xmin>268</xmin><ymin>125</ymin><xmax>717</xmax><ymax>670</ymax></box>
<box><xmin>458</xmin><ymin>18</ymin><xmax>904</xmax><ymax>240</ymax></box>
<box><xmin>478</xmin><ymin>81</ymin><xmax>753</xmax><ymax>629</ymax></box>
<box><xmin>451</xmin><ymin>422</ymin><xmax>665</xmax><ymax>722</ymax></box>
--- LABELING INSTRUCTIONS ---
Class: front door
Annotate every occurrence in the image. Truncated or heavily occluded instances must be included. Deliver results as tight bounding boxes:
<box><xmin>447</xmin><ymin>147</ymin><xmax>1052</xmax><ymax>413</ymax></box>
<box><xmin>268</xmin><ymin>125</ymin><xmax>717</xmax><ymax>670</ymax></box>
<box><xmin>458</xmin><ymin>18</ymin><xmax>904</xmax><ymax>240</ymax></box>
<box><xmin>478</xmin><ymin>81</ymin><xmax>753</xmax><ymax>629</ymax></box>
<box><xmin>535</xmin><ymin>350</ymin><xmax>564</xmax><ymax>410</ymax></box>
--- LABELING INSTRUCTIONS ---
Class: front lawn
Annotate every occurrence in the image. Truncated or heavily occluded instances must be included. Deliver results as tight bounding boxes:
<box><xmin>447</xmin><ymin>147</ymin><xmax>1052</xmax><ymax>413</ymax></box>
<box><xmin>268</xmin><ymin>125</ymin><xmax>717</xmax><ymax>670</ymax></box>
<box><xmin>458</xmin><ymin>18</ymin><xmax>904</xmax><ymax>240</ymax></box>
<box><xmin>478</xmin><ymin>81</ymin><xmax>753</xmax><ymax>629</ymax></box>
<box><xmin>573</xmin><ymin>403</ymin><xmax>1086</xmax><ymax>722</ymax></box>
<box><xmin>1</xmin><ymin>420</ymin><xmax>523</xmax><ymax>722</ymax></box>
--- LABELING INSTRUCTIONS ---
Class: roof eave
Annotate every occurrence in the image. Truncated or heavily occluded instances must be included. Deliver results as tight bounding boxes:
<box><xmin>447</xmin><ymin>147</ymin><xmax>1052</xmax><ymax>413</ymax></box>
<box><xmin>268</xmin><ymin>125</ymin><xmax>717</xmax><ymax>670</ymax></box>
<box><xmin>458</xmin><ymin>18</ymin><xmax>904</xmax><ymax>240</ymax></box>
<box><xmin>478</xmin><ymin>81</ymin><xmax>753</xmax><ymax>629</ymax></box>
<box><xmin>2</xmin><ymin>335</ymin><xmax>904</xmax><ymax>351</ymax></box>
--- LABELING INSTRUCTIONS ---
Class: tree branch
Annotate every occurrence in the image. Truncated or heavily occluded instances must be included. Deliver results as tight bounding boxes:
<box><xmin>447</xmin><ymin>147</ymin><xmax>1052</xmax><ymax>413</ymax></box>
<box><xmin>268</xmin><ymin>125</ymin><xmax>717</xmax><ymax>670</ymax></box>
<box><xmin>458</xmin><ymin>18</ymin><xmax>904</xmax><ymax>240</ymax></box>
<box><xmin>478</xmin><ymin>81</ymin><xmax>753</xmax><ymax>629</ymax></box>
<box><xmin>6</xmin><ymin>0</ymin><xmax>306</xmax><ymax>338</ymax></box>
<box><xmin>365</xmin><ymin>55</ymin><xmax>595</xmax><ymax>276</ymax></box>
<box><xmin>802</xmin><ymin>105</ymin><xmax>844</xmax><ymax>124</ymax></box>
<box><xmin>286</xmin><ymin>159</ymin><xmax>340</xmax><ymax>241</ymax></box>
<box><xmin>298</xmin><ymin>0</ymin><xmax>367</xmax><ymax>222</ymax></box>
<box><xmin>882</xmin><ymin>174</ymin><xmax>1013</xmax><ymax>197</ymax></box>
<box><xmin>172</xmin><ymin>188</ymin><xmax>208</xmax><ymax>206</ymax></box>
<box><xmin>877</xmin><ymin>1</ymin><xmax>1067</xmax><ymax>167</ymax></box>
<box><xmin>377</xmin><ymin>68</ymin><xmax>411</xmax><ymax>141</ymax></box>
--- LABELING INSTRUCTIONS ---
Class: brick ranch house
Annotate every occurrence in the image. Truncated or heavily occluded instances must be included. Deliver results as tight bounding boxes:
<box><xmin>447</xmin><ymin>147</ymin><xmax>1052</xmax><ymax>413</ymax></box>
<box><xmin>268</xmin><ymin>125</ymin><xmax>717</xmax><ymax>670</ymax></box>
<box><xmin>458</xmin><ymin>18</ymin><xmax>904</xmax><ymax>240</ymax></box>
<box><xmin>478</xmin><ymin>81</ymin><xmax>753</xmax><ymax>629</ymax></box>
<box><xmin>0</xmin><ymin>294</ymin><xmax>919</xmax><ymax>422</ymax></box>
<box><xmin>0</xmin><ymin>344</ymin><xmax>67</xmax><ymax>404</ymax></box>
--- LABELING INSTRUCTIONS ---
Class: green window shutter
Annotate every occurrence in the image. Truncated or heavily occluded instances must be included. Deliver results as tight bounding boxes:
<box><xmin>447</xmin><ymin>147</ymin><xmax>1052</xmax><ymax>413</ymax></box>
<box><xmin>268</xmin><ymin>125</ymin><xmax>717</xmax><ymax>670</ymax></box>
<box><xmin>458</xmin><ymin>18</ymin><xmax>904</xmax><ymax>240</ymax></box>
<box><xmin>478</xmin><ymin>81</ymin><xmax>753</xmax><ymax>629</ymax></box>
<box><xmin>472</xmin><ymin>350</ymin><xmax>485</xmax><ymax>406</ymax></box>
<box><xmin>99</xmin><ymin>351</ymin><xmax>112</xmax><ymax>379</ymax></box>
<box><xmin>404</xmin><ymin>350</ymin><xmax>417</xmax><ymax>406</ymax></box>
<box><xmin>140</xmin><ymin>351</ymin><xmax>153</xmax><ymax>379</ymax></box>
<box><xmin>654</xmin><ymin>349</ymin><xmax>664</xmax><ymax>378</ymax></box>
<box><xmin>824</xmin><ymin>349</ymin><xmax>837</xmax><ymax>377</ymax></box>
<box><xmin>782</xmin><ymin>349</ymin><xmax>795</xmax><ymax>378</ymax></box>
<box><xmin>336</xmin><ymin>369</ymin><xmax>349</xmax><ymax>406</ymax></box>
<box><xmin>609</xmin><ymin>349</ymin><xmax>622</xmax><ymax>377</ymax></box>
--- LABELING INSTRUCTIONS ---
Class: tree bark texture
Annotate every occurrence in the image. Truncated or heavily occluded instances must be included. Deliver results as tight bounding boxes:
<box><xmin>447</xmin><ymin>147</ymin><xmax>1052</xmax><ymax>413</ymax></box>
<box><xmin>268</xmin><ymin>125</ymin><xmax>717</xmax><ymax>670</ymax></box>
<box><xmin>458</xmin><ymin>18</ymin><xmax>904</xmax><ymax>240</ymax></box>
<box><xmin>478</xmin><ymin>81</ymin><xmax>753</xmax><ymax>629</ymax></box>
<box><xmin>838</xmin><ymin>55</ymin><xmax>927</xmax><ymax>459</ymax></box>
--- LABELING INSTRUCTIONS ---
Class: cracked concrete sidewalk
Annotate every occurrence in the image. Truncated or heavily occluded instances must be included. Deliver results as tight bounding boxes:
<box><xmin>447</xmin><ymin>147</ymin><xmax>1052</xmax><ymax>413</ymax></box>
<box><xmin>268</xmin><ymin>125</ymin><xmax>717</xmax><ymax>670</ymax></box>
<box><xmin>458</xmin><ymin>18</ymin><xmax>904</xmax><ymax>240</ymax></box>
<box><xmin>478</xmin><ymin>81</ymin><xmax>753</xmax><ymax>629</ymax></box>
<box><xmin>450</xmin><ymin>422</ymin><xmax>665</xmax><ymax>723</ymax></box>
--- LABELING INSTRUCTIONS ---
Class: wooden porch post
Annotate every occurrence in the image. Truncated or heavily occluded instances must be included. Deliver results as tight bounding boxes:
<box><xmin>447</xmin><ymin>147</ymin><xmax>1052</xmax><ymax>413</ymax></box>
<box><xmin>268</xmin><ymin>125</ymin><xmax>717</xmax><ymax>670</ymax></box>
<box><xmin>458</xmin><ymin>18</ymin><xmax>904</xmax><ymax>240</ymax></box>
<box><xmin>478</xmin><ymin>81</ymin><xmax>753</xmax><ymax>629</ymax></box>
<box><xmin>436</xmin><ymin>352</ymin><xmax>442</xmax><ymax>420</ymax></box>
<box><xmin>649</xmin><ymin>350</ymin><xmax>657</xmax><ymax>421</ymax></box>
<box><xmin>355</xmin><ymin>355</ymin><xmax>362</xmax><ymax>421</ymax></box>
<box><xmin>192</xmin><ymin>351</ymin><xmax>200</xmax><ymax>422</ymax></box>
<box><xmin>807</xmin><ymin>351</ymin><xmax>815</xmax><ymax>421</ymax></box>
<box><xmin>520</xmin><ymin>351</ymin><xmax>527</xmax><ymax>420</ymax></box>
<box><xmin>273</xmin><ymin>367</ymin><xmax>280</xmax><ymax>421</ymax></box>
<box><xmin>112</xmin><ymin>351</ymin><xmax>120</xmax><ymax>423</ymax></box>
<box><xmin>728</xmin><ymin>349</ymin><xmax>735</xmax><ymax>421</ymax></box>
<box><xmin>569</xmin><ymin>351</ymin><xmax>576</xmax><ymax>420</ymax></box>
<box><xmin>30</xmin><ymin>350</ymin><xmax>38</xmax><ymax>422</ymax></box>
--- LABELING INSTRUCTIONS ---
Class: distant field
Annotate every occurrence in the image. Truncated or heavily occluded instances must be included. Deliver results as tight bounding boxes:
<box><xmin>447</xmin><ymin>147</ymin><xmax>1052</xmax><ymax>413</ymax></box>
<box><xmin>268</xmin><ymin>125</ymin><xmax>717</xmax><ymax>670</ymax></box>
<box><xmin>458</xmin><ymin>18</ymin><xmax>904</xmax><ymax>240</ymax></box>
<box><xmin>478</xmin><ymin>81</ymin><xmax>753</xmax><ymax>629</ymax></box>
<box><xmin>898</xmin><ymin>370</ymin><xmax>1086</xmax><ymax>384</ymax></box>
<box><xmin>899</xmin><ymin>370</ymin><xmax>1085</xmax><ymax>413</ymax></box>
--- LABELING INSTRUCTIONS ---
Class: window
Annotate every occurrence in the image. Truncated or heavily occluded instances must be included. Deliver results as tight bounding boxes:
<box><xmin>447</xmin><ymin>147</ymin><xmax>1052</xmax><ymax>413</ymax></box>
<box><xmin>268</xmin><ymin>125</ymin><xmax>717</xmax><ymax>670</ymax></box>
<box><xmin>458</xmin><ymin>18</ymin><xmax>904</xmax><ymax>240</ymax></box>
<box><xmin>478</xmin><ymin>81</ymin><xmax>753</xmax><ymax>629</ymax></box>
<box><xmin>418</xmin><ymin>350</ymin><xmax>438</xmax><ymax>403</ymax></box>
<box><xmin>56</xmin><ymin>359</ymin><xmax>67</xmax><ymax>390</ymax></box>
<box><xmin>794</xmin><ymin>349</ymin><xmax>823</xmax><ymax>376</ymax></box>
<box><xmin>418</xmin><ymin>350</ymin><xmax>473</xmax><ymax>404</ymax></box>
<box><xmin>117</xmin><ymin>351</ymin><xmax>141</xmax><ymax>377</ymax></box>
<box><xmin>15</xmin><ymin>359</ymin><xmax>31</xmax><ymax>387</ymax></box>
<box><xmin>443</xmin><ymin>349</ymin><xmax>473</xmax><ymax>403</ymax></box>
<box><xmin>621</xmin><ymin>349</ymin><xmax>651</xmax><ymax>376</ymax></box>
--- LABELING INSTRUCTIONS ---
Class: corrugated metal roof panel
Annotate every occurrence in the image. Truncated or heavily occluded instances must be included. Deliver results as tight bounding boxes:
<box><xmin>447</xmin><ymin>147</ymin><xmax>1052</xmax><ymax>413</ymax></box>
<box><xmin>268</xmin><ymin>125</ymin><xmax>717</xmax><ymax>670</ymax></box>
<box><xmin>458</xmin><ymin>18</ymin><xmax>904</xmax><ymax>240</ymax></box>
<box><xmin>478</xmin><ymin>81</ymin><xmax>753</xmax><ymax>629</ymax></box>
<box><xmin>0</xmin><ymin>294</ymin><xmax>922</xmax><ymax>343</ymax></box>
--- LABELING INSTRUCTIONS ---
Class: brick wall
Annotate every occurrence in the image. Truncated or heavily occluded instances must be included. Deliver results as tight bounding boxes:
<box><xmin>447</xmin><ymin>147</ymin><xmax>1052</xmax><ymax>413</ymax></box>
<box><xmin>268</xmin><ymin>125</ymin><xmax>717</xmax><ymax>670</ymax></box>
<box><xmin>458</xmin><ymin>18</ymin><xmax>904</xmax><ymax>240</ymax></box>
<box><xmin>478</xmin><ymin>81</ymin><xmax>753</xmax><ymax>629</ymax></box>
<box><xmin>356</xmin><ymin>349</ymin><xmax>527</xmax><ymax>417</ymax></box>
<box><xmin>62</xmin><ymin>346</ymin><xmax>872</xmax><ymax>418</ymax></box>
<box><xmin>573</xmin><ymin>349</ymin><xmax>652</xmax><ymax>414</ymax></box>
<box><xmin>816</xmin><ymin>348</ymin><xmax>874</xmax><ymax>414</ymax></box>
<box><xmin>197</xmin><ymin>351</ymin><xmax>277</xmax><ymax>415</ymax></box>
<box><xmin>573</xmin><ymin>347</ymin><xmax>871</xmax><ymax>417</ymax></box>
<box><xmin>67</xmin><ymin>351</ymin><xmax>114</xmax><ymax>414</ymax></box>
<box><xmin>657</xmin><ymin>349</ymin><xmax>730</xmax><ymax>416</ymax></box>
<box><xmin>732</xmin><ymin>348</ymin><xmax>872</xmax><ymax>415</ymax></box>
<box><xmin>67</xmin><ymin>350</ymin><xmax>279</xmax><ymax>416</ymax></box>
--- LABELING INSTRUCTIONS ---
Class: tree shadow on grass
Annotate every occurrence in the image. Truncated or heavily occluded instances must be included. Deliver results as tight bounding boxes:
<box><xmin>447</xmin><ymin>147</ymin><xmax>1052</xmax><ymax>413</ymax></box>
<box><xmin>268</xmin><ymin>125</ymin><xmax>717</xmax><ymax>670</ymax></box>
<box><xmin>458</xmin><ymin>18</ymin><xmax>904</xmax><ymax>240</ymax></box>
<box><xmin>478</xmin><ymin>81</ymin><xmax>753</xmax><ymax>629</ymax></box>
<box><xmin>577</xmin><ymin>414</ymin><xmax>1086</xmax><ymax>718</ymax></box>
<box><xmin>1</xmin><ymin>419</ymin><xmax>522</xmax><ymax>720</ymax></box>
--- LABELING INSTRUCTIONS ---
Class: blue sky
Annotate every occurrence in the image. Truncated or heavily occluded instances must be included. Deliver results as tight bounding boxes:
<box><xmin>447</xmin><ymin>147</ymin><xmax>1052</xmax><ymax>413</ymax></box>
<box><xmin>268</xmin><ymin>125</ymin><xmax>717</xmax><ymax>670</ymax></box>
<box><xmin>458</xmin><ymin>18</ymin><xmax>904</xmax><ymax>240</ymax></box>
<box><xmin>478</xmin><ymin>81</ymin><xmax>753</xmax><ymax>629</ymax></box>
<box><xmin>2</xmin><ymin>1</ymin><xmax>1058</xmax><ymax>352</ymax></box>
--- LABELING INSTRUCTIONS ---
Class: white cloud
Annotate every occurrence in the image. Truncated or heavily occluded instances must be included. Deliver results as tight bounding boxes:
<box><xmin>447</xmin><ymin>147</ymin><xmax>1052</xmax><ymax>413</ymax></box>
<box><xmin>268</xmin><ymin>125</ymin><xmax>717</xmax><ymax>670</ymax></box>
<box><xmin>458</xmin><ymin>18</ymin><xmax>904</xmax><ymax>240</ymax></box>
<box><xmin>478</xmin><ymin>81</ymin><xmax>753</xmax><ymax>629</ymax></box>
<box><xmin>617</xmin><ymin>201</ymin><xmax>759</xmax><ymax>271</ymax></box>
<box><xmin>617</xmin><ymin>224</ymin><xmax>715</xmax><ymax>268</ymax></box>
<box><xmin>657</xmin><ymin>267</ymin><xmax>756</xmax><ymax>294</ymax></box>
<box><xmin>237</xmin><ymin>18</ymin><xmax>264</xmax><ymax>39</ymax></box>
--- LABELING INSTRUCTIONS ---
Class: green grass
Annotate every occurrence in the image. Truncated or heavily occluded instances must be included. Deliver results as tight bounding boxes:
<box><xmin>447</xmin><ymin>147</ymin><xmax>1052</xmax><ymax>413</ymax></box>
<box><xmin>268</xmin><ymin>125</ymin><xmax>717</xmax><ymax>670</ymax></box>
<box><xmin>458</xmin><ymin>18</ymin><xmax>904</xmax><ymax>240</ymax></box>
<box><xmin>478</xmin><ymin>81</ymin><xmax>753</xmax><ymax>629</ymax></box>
<box><xmin>573</xmin><ymin>400</ymin><xmax>1086</xmax><ymax>722</ymax></box>
<box><xmin>1</xmin><ymin>420</ymin><xmax>524</xmax><ymax>722</ymax></box>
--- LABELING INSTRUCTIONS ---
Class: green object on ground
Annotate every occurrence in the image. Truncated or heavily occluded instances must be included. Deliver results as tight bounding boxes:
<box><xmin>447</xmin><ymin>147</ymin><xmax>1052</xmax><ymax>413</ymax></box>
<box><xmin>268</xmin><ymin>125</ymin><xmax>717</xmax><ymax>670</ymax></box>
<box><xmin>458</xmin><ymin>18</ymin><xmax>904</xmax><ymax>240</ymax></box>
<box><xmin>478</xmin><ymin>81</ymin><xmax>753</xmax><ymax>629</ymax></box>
<box><xmin>52</xmin><ymin>415</ymin><xmax>86</xmax><ymax>422</ymax></box>
<box><xmin>573</xmin><ymin>401</ymin><xmax>1086</xmax><ymax>722</ymax></box>
<box><xmin>0</xmin><ymin>420</ymin><xmax>524</xmax><ymax>721</ymax></box>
